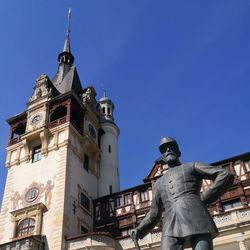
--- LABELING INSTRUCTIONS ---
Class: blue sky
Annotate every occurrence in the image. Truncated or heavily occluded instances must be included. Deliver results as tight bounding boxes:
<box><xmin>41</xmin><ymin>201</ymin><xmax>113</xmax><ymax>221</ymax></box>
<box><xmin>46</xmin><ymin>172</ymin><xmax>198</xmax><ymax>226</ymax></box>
<box><xmin>0</xmin><ymin>1</ymin><xmax>250</xmax><ymax>204</ymax></box>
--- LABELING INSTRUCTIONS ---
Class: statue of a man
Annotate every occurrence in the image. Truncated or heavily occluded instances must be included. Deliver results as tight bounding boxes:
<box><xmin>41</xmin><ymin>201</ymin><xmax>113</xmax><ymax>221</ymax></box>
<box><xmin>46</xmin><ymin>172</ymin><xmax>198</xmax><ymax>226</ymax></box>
<box><xmin>131</xmin><ymin>137</ymin><xmax>234</xmax><ymax>250</ymax></box>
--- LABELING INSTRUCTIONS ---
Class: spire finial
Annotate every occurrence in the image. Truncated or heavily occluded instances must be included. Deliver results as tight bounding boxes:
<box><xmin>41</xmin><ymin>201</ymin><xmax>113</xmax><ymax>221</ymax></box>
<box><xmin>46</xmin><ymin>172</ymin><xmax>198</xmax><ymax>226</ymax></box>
<box><xmin>67</xmin><ymin>8</ymin><xmax>71</xmax><ymax>35</ymax></box>
<box><xmin>63</xmin><ymin>8</ymin><xmax>72</xmax><ymax>53</ymax></box>
<box><xmin>101</xmin><ymin>84</ymin><xmax>107</xmax><ymax>98</ymax></box>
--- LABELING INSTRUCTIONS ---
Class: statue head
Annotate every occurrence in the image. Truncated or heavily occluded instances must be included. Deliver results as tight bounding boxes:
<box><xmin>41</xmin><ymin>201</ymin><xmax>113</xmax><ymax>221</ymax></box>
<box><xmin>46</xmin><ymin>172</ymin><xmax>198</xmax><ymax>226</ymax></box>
<box><xmin>159</xmin><ymin>137</ymin><xmax>181</xmax><ymax>166</ymax></box>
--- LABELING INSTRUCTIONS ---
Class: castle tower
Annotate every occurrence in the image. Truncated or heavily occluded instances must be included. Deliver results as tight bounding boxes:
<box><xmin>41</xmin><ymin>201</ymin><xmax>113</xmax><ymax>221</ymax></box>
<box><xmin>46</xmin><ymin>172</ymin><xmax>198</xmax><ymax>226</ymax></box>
<box><xmin>0</xmin><ymin>9</ymin><xmax>108</xmax><ymax>250</ymax></box>
<box><xmin>97</xmin><ymin>93</ymin><xmax>120</xmax><ymax>197</ymax></box>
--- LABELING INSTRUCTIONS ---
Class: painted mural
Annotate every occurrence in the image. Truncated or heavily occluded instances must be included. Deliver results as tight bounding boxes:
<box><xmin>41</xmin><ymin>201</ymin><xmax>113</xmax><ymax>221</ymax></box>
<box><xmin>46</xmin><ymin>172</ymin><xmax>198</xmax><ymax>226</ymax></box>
<box><xmin>11</xmin><ymin>179</ymin><xmax>55</xmax><ymax>211</ymax></box>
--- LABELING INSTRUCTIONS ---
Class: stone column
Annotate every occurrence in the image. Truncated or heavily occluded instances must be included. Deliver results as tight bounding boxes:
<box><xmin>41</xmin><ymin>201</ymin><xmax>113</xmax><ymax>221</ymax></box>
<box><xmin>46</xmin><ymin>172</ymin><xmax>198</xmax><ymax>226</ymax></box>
<box><xmin>12</xmin><ymin>219</ymin><xmax>17</xmax><ymax>238</ymax></box>
<box><xmin>34</xmin><ymin>209</ymin><xmax>42</xmax><ymax>235</ymax></box>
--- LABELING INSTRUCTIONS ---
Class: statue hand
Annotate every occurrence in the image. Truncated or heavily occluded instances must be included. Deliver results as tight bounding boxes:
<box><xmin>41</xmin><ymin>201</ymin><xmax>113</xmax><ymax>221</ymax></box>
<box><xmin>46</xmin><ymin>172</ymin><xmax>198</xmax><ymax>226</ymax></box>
<box><xmin>130</xmin><ymin>228</ymin><xmax>141</xmax><ymax>241</ymax></box>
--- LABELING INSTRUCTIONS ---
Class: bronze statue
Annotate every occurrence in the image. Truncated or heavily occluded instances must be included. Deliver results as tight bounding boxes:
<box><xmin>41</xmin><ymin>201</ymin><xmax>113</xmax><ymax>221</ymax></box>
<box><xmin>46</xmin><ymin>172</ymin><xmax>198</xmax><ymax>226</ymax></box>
<box><xmin>131</xmin><ymin>137</ymin><xmax>234</xmax><ymax>250</ymax></box>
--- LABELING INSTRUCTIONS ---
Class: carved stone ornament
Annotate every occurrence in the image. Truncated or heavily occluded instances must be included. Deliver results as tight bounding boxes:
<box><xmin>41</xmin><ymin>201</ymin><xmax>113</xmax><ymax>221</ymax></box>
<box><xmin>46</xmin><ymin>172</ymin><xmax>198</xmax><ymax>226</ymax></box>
<box><xmin>81</xmin><ymin>86</ymin><xmax>97</xmax><ymax>110</ymax></box>
<box><xmin>29</xmin><ymin>74</ymin><xmax>52</xmax><ymax>103</ymax></box>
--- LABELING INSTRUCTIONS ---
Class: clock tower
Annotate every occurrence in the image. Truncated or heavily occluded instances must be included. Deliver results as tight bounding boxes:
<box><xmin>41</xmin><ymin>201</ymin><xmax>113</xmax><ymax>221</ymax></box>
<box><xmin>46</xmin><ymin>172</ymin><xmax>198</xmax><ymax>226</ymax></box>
<box><xmin>0</xmin><ymin>9</ymin><xmax>120</xmax><ymax>250</ymax></box>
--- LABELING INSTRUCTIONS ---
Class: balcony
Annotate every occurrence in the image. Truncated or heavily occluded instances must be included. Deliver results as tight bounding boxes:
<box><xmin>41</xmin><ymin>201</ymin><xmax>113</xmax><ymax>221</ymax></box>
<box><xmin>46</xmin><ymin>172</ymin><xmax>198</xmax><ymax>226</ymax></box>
<box><xmin>117</xmin><ymin>207</ymin><xmax>250</xmax><ymax>250</ymax></box>
<box><xmin>0</xmin><ymin>235</ymin><xmax>44</xmax><ymax>250</ymax></box>
<box><xmin>66</xmin><ymin>232</ymin><xmax>119</xmax><ymax>250</ymax></box>
<box><xmin>213</xmin><ymin>206</ymin><xmax>250</xmax><ymax>229</ymax></box>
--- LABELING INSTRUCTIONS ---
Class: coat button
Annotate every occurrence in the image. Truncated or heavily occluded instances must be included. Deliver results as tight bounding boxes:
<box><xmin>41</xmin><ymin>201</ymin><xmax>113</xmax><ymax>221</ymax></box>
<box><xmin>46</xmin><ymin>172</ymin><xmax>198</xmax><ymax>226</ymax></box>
<box><xmin>169</xmin><ymin>185</ymin><xmax>174</xmax><ymax>189</ymax></box>
<box><xmin>169</xmin><ymin>179</ymin><xmax>172</xmax><ymax>183</ymax></box>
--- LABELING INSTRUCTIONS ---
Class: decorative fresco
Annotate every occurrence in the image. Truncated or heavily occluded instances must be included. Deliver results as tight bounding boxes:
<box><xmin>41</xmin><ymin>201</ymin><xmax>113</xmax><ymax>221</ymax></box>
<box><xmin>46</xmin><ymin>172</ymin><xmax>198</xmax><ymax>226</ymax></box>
<box><xmin>10</xmin><ymin>179</ymin><xmax>55</xmax><ymax>211</ymax></box>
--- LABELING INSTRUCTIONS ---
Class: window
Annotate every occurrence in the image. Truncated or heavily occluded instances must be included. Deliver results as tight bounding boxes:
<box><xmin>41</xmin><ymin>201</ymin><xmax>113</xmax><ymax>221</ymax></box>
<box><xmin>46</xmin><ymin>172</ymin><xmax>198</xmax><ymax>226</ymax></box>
<box><xmin>81</xmin><ymin>226</ymin><xmax>88</xmax><ymax>234</ymax></box>
<box><xmin>124</xmin><ymin>194</ymin><xmax>131</xmax><ymax>205</ymax></box>
<box><xmin>96</xmin><ymin>206</ymin><xmax>101</xmax><ymax>221</ymax></box>
<box><xmin>140</xmin><ymin>190</ymin><xmax>149</xmax><ymax>202</ymax></box>
<box><xmin>11</xmin><ymin>203</ymin><xmax>46</xmax><ymax>239</ymax></box>
<box><xmin>109</xmin><ymin>185</ymin><xmax>113</xmax><ymax>194</ymax></box>
<box><xmin>102</xmin><ymin>107</ymin><xmax>105</xmax><ymax>114</ymax></box>
<box><xmin>25</xmin><ymin>188</ymin><xmax>39</xmax><ymax>203</ymax></box>
<box><xmin>115</xmin><ymin>196</ymin><xmax>122</xmax><ymax>208</ymax></box>
<box><xmin>222</xmin><ymin>199</ymin><xmax>242</xmax><ymax>211</ymax></box>
<box><xmin>108</xmin><ymin>107</ymin><xmax>111</xmax><ymax>115</ymax></box>
<box><xmin>32</xmin><ymin>146</ymin><xmax>41</xmax><ymax>163</ymax></box>
<box><xmin>83</xmin><ymin>154</ymin><xmax>89</xmax><ymax>172</ymax></box>
<box><xmin>244</xmin><ymin>160</ymin><xmax>250</xmax><ymax>172</ymax></box>
<box><xmin>16</xmin><ymin>218</ymin><xmax>35</xmax><ymax>237</ymax></box>
<box><xmin>121</xmin><ymin>228</ymin><xmax>132</xmax><ymax>237</ymax></box>
<box><xmin>102</xmin><ymin>202</ymin><xmax>111</xmax><ymax>216</ymax></box>
<box><xmin>80</xmin><ymin>192</ymin><xmax>90</xmax><ymax>211</ymax></box>
<box><xmin>108</xmin><ymin>145</ymin><xmax>111</xmax><ymax>153</ymax></box>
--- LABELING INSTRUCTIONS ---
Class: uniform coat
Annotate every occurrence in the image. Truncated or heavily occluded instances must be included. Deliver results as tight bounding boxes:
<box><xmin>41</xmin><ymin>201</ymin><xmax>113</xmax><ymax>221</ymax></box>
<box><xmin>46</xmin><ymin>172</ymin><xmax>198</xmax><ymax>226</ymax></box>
<box><xmin>137</xmin><ymin>162</ymin><xmax>234</xmax><ymax>239</ymax></box>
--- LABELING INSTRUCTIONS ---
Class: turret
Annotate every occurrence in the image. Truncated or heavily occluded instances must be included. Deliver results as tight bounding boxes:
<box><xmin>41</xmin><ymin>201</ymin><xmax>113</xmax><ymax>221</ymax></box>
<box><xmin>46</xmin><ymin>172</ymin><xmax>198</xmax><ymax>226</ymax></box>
<box><xmin>97</xmin><ymin>93</ymin><xmax>120</xmax><ymax>197</ymax></box>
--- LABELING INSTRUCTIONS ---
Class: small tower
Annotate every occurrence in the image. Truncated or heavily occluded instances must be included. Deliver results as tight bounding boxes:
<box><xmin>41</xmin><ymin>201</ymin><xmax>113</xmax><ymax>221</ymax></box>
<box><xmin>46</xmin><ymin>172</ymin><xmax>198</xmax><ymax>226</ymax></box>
<box><xmin>97</xmin><ymin>93</ymin><xmax>120</xmax><ymax>197</ymax></box>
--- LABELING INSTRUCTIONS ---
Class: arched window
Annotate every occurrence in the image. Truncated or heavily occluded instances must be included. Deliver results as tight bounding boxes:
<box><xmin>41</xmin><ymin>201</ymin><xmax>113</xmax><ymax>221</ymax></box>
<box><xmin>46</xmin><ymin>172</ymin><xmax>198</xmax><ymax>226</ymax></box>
<box><xmin>102</xmin><ymin>107</ymin><xmax>105</xmax><ymax>114</ymax></box>
<box><xmin>16</xmin><ymin>218</ymin><xmax>35</xmax><ymax>237</ymax></box>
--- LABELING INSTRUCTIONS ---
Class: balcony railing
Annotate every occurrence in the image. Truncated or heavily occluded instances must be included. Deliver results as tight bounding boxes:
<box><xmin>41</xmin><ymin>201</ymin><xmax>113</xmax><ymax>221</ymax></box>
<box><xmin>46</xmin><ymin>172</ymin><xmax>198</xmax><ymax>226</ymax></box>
<box><xmin>9</xmin><ymin>136</ymin><xmax>21</xmax><ymax>146</ymax></box>
<box><xmin>49</xmin><ymin>116</ymin><xmax>67</xmax><ymax>128</ymax></box>
<box><xmin>213</xmin><ymin>206</ymin><xmax>250</xmax><ymax>228</ymax></box>
<box><xmin>117</xmin><ymin>207</ymin><xmax>250</xmax><ymax>249</ymax></box>
<box><xmin>66</xmin><ymin>233</ymin><xmax>118</xmax><ymax>250</ymax></box>
<box><xmin>0</xmin><ymin>235</ymin><xmax>44</xmax><ymax>250</ymax></box>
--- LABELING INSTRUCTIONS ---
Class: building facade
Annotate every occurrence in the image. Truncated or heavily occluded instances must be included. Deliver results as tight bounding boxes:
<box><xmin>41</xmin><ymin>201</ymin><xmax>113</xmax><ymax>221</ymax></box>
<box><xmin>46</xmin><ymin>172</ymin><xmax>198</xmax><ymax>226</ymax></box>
<box><xmin>0</xmin><ymin>13</ymin><xmax>120</xmax><ymax>250</ymax></box>
<box><xmin>0</xmin><ymin>12</ymin><xmax>250</xmax><ymax>250</ymax></box>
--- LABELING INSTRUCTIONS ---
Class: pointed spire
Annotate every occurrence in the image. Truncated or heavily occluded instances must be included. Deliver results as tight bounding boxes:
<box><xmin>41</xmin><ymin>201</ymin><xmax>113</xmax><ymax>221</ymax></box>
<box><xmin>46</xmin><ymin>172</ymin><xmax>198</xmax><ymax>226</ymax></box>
<box><xmin>63</xmin><ymin>8</ymin><xmax>71</xmax><ymax>53</ymax></box>
<box><xmin>52</xmin><ymin>7</ymin><xmax>82</xmax><ymax>94</ymax></box>
<box><xmin>57</xmin><ymin>7</ymin><xmax>74</xmax><ymax>65</ymax></box>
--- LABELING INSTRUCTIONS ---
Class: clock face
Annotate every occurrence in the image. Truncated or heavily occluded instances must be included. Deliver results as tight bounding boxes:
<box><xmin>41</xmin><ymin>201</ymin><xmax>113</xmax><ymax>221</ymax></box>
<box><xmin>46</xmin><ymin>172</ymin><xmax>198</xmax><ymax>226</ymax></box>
<box><xmin>88</xmin><ymin>124</ymin><xmax>96</xmax><ymax>139</ymax></box>
<box><xmin>30</xmin><ymin>113</ymin><xmax>42</xmax><ymax>125</ymax></box>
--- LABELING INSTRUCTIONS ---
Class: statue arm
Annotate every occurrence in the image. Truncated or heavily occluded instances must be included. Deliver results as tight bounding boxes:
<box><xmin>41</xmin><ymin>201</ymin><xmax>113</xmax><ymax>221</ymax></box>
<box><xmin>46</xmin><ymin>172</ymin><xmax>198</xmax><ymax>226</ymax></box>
<box><xmin>136</xmin><ymin>182</ymin><xmax>163</xmax><ymax>239</ymax></box>
<box><xmin>194</xmin><ymin>162</ymin><xmax>234</xmax><ymax>204</ymax></box>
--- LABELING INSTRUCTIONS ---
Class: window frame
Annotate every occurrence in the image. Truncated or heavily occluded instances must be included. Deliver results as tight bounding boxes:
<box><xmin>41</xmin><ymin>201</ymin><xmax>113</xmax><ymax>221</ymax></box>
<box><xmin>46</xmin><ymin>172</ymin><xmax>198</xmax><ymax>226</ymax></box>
<box><xmin>80</xmin><ymin>192</ymin><xmax>90</xmax><ymax>211</ymax></box>
<box><xmin>32</xmin><ymin>145</ymin><xmax>42</xmax><ymax>163</ymax></box>
<box><xmin>16</xmin><ymin>218</ymin><xmax>35</xmax><ymax>237</ymax></box>
<box><xmin>140</xmin><ymin>190</ymin><xmax>149</xmax><ymax>202</ymax></box>
<box><xmin>124</xmin><ymin>193</ymin><xmax>132</xmax><ymax>206</ymax></box>
<box><xmin>83</xmin><ymin>154</ymin><xmax>89</xmax><ymax>172</ymax></box>
<box><xmin>115</xmin><ymin>195</ymin><xmax>123</xmax><ymax>208</ymax></box>
<box><xmin>222</xmin><ymin>198</ymin><xmax>242</xmax><ymax>211</ymax></box>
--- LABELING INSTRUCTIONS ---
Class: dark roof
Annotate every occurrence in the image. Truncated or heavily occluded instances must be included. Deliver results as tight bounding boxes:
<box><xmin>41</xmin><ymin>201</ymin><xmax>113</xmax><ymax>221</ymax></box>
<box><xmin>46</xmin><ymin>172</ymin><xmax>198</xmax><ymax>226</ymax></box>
<box><xmin>211</xmin><ymin>152</ymin><xmax>250</xmax><ymax>165</ymax></box>
<box><xmin>52</xmin><ymin>65</ymin><xmax>82</xmax><ymax>94</ymax></box>
<box><xmin>6</xmin><ymin>111</ymin><xmax>27</xmax><ymax>125</ymax></box>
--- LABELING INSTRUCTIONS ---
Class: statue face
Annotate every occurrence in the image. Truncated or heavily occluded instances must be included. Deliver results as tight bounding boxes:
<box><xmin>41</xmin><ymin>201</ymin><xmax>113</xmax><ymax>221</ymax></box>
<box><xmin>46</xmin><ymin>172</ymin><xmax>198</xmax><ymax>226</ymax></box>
<box><xmin>160</xmin><ymin>142</ymin><xmax>180</xmax><ymax>165</ymax></box>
